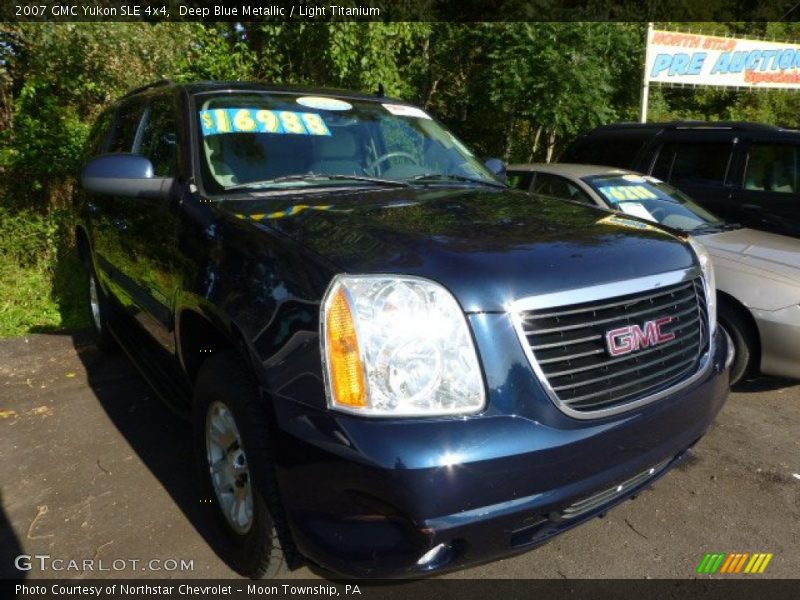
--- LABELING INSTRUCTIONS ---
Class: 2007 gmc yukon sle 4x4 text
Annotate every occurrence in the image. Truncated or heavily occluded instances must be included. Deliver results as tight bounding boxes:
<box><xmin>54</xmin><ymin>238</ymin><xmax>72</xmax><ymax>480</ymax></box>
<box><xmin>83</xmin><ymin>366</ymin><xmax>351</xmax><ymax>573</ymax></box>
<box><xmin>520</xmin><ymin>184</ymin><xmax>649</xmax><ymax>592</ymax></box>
<box><xmin>76</xmin><ymin>81</ymin><xmax>732</xmax><ymax>579</ymax></box>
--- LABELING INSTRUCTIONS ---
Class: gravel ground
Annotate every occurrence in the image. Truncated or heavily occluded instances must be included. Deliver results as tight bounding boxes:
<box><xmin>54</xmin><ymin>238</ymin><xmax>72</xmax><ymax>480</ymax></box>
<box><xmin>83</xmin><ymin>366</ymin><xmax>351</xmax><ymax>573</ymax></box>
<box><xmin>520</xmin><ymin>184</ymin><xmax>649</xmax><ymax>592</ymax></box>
<box><xmin>0</xmin><ymin>332</ymin><xmax>798</xmax><ymax>580</ymax></box>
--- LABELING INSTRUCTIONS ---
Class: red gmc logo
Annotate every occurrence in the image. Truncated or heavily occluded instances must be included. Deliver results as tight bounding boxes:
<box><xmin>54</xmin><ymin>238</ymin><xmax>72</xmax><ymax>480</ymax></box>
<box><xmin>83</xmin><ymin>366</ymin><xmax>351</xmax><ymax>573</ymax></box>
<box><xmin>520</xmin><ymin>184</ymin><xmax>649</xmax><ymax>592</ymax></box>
<box><xmin>605</xmin><ymin>316</ymin><xmax>676</xmax><ymax>357</ymax></box>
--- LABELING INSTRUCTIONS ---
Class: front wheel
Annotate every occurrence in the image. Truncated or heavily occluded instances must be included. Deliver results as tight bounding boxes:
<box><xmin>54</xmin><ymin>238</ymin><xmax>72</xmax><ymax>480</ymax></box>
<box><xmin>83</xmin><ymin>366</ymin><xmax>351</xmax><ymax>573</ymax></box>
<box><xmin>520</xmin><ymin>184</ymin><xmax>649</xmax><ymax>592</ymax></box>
<box><xmin>193</xmin><ymin>351</ymin><xmax>289</xmax><ymax>579</ymax></box>
<box><xmin>718</xmin><ymin>302</ymin><xmax>758</xmax><ymax>387</ymax></box>
<box><xmin>85</xmin><ymin>262</ymin><xmax>118</xmax><ymax>353</ymax></box>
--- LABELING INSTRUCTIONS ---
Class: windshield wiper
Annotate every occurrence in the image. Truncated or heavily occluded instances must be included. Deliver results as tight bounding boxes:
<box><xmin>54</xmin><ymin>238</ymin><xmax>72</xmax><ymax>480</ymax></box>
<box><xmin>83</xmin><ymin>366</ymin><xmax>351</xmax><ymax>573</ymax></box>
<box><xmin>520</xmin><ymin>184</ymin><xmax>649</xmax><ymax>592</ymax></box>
<box><xmin>692</xmin><ymin>222</ymin><xmax>740</xmax><ymax>234</ymax></box>
<box><xmin>227</xmin><ymin>173</ymin><xmax>410</xmax><ymax>191</ymax></box>
<box><xmin>409</xmin><ymin>173</ymin><xmax>507</xmax><ymax>189</ymax></box>
<box><xmin>719</xmin><ymin>222</ymin><xmax>742</xmax><ymax>230</ymax></box>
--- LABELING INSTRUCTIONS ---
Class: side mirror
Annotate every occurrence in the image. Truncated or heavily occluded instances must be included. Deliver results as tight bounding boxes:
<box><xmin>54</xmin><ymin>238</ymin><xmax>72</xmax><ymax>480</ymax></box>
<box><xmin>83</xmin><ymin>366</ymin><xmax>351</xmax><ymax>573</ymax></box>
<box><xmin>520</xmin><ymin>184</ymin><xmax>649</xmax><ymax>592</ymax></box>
<box><xmin>484</xmin><ymin>158</ymin><xmax>507</xmax><ymax>183</ymax></box>
<box><xmin>81</xmin><ymin>154</ymin><xmax>173</xmax><ymax>200</ymax></box>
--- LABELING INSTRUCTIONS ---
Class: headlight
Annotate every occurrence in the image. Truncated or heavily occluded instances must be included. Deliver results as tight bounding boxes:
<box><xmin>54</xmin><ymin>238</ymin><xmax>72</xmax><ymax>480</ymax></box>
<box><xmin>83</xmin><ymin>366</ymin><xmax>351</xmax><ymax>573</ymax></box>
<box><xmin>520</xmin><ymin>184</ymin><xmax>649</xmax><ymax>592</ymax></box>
<box><xmin>321</xmin><ymin>274</ymin><xmax>485</xmax><ymax>416</ymax></box>
<box><xmin>688</xmin><ymin>237</ymin><xmax>717</xmax><ymax>337</ymax></box>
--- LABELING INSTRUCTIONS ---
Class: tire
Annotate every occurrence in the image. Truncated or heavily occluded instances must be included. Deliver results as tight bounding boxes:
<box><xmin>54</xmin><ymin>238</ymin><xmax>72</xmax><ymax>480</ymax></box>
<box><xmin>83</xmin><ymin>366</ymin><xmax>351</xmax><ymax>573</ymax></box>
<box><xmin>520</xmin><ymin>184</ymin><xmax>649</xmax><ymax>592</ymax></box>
<box><xmin>718</xmin><ymin>301</ymin><xmax>758</xmax><ymax>387</ymax></box>
<box><xmin>85</xmin><ymin>259</ymin><xmax>118</xmax><ymax>353</ymax></box>
<box><xmin>192</xmin><ymin>350</ymin><xmax>289</xmax><ymax>579</ymax></box>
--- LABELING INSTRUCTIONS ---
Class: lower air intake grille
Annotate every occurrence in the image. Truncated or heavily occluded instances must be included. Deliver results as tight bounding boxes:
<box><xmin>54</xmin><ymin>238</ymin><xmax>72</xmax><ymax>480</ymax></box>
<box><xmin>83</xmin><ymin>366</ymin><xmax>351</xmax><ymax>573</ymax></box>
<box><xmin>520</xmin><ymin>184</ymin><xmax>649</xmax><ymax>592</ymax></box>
<box><xmin>519</xmin><ymin>277</ymin><xmax>709</xmax><ymax>415</ymax></box>
<box><xmin>561</xmin><ymin>458</ymin><xmax>672</xmax><ymax>520</ymax></box>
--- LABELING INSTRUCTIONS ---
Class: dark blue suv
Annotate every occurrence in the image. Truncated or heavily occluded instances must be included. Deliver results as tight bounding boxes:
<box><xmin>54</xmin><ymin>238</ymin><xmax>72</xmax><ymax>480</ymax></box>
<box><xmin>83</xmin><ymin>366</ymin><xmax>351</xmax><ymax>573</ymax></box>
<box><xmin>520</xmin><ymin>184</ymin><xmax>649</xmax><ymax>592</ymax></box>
<box><xmin>77</xmin><ymin>81</ymin><xmax>731</xmax><ymax>578</ymax></box>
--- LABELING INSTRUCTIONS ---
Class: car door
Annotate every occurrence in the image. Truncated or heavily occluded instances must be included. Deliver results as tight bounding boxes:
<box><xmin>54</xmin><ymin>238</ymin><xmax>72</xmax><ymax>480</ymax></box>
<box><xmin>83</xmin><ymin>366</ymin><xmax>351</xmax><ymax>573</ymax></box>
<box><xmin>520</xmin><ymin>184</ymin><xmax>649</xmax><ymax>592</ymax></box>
<box><xmin>646</xmin><ymin>132</ymin><xmax>738</xmax><ymax>221</ymax></box>
<box><xmin>89</xmin><ymin>92</ymin><xmax>182</xmax><ymax>353</ymax></box>
<box><xmin>731</xmin><ymin>137</ymin><xmax>800</xmax><ymax>237</ymax></box>
<box><xmin>118</xmin><ymin>92</ymin><xmax>184</xmax><ymax>352</ymax></box>
<box><xmin>88</xmin><ymin>96</ymin><xmax>149</xmax><ymax>315</ymax></box>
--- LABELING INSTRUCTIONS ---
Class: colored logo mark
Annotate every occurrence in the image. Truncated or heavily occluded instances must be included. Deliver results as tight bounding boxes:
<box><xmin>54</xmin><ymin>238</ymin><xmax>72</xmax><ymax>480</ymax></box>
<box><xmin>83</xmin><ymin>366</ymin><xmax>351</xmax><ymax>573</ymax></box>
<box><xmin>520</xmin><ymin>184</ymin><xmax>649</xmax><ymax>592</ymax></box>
<box><xmin>697</xmin><ymin>553</ymin><xmax>773</xmax><ymax>574</ymax></box>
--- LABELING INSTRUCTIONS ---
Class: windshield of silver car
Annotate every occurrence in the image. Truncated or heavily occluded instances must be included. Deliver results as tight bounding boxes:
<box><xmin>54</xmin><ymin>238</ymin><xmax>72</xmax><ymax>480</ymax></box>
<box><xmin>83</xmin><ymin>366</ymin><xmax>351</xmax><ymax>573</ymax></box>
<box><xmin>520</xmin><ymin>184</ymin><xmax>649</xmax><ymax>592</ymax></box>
<box><xmin>583</xmin><ymin>174</ymin><xmax>724</xmax><ymax>232</ymax></box>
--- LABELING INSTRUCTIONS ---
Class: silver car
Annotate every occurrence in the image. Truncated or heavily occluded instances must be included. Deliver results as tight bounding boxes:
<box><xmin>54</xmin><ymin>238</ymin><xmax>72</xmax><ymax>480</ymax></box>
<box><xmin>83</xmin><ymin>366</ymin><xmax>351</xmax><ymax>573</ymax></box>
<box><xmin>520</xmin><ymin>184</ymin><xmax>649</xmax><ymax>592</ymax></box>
<box><xmin>508</xmin><ymin>162</ymin><xmax>800</xmax><ymax>386</ymax></box>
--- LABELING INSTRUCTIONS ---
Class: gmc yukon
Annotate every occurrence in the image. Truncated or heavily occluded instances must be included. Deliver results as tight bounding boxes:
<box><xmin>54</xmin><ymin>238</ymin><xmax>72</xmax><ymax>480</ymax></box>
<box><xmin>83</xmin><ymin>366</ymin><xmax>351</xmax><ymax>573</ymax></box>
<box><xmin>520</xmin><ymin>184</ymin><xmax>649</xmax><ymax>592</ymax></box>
<box><xmin>76</xmin><ymin>81</ymin><xmax>731</xmax><ymax>578</ymax></box>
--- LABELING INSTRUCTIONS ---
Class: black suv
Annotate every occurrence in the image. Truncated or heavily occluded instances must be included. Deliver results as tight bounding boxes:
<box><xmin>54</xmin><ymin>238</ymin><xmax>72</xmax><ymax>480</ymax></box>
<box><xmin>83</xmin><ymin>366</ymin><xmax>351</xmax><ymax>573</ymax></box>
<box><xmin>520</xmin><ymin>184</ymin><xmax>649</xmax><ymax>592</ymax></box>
<box><xmin>76</xmin><ymin>81</ymin><xmax>729</xmax><ymax>578</ymax></box>
<box><xmin>561</xmin><ymin>122</ymin><xmax>800</xmax><ymax>238</ymax></box>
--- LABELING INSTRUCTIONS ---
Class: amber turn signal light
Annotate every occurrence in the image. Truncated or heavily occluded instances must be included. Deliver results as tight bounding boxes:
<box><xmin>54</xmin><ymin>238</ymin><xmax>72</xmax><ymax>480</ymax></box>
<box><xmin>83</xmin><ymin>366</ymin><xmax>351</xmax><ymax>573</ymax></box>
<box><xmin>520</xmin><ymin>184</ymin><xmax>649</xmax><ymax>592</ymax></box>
<box><xmin>326</xmin><ymin>287</ymin><xmax>367</xmax><ymax>408</ymax></box>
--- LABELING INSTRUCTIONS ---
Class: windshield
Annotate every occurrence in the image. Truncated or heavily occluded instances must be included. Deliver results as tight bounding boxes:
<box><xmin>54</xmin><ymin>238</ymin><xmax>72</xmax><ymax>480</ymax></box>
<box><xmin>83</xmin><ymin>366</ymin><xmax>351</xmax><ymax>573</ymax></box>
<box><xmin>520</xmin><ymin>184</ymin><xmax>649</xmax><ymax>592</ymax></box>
<box><xmin>194</xmin><ymin>92</ymin><xmax>499</xmax><ymax>193</ymax></box>
<box><xmin>583</xmin><ymin>173</ymin><xmax>725</xmax><ymax>232</ymax></box>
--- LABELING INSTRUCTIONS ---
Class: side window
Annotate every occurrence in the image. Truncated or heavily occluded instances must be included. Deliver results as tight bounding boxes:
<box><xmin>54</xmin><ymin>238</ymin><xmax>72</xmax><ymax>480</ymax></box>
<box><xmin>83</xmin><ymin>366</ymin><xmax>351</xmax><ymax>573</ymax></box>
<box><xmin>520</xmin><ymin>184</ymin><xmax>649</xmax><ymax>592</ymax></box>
<box><xmin>85</xmin><ymin>108</ymin><xmax>115</xmax><ymax>158</ymax></box>
<box><xmin>107</xmin><ymin>99</ymin><xmax>147</xmax><ymax>153</ymax></box>
<box><xmin>137</xmin><ymin>96</ymin><xmax>179</xmax><ymax>177</ymax></box>
<box><xmin>532</xmin><ymin>173</ymin><xmax>592</xmax><ymax>203</ymax></box>
<box><xmin>652</xmin><ymin>141</ymin><xmax>732</xmax><ymax>187</ymax></box>
<box><xmin>507</xmin><ymin>171</ymin><xmax>533</xmax><ymax>191</ymax></box>
<box><xmin>744</xmin><ymin>144</ymin><xmax>798</xmax><ymax>193</ymax></box>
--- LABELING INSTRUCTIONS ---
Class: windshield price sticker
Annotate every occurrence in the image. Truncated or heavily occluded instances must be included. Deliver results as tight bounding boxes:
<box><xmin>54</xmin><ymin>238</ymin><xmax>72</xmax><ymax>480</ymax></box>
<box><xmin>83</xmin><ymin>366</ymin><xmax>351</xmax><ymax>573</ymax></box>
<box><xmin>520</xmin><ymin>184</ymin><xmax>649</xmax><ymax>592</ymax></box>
<box><xmin>621</xmin><ymin>174</ymin><xmax>647</xmax><ymax>182</ymax></box>
<box><xmin>382</xmin><ymin>104</ymin><xmax>432</xmax><ymax>119</ymax></box>
<box><xmin>296</xmin><ymin>96</ymin><xmax>353</xmax><ymax>111</ymax></box>
<box><xmin>618</xmin><ymin>202</ymin><xmax>657</xmax><ymax>222</ymax></box>
<box><xmin>597</xmin><ymin>185</ymin><xmax>658</xmax><ymax>203</ymax></box>
<box><xmin>199</xmin><ymin>109</ymin><xmax>331</xmax><ymax>137</ymax></box>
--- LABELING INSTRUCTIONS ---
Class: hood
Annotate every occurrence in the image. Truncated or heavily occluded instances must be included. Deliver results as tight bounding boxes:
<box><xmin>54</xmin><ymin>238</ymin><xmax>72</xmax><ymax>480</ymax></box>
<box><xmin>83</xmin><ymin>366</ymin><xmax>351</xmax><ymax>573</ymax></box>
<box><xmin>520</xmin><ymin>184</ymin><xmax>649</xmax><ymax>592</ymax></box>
<box><xmin>221</xmin><ymin>187</ymin><xmax>695</xmax><ymax>312</ymax></box>
<box><xmin>699</xmin><ymin>227</ymin><xmax>800</xmax><ymax>285</ymax></box>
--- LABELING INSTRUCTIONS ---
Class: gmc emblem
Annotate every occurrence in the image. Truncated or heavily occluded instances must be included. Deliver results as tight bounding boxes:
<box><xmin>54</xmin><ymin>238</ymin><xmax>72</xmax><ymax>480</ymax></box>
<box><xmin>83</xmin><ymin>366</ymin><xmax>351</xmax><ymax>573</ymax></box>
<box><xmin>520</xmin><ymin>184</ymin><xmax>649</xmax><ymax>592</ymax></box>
<box><xmin>605</xmin><ymin>316</ymin><xmax>675</xmax><ymax>357</ymax></box>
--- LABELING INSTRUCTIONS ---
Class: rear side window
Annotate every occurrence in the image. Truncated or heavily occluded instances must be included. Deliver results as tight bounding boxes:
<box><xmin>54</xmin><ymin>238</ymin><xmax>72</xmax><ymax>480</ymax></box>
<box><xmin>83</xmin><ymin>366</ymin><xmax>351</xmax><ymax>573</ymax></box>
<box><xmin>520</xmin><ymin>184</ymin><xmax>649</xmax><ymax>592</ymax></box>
<box><xmin>107</xmin><ymin>99</ymin><xmax>147</xmax><ymax>153</ymax></box>
<box><xmin>652</xmin><ymin>142</ymin><xmax>732</xmax><ymax>186</ymax></box>
<box><xmin>744</xmin><ymin>144</ymin><xmax>799</xmax><ymax>194</ymax></box>
<box><xmin>561</xmin><ymin>135</ymin><xmax>646</xmax><ymax>169</ymax></box>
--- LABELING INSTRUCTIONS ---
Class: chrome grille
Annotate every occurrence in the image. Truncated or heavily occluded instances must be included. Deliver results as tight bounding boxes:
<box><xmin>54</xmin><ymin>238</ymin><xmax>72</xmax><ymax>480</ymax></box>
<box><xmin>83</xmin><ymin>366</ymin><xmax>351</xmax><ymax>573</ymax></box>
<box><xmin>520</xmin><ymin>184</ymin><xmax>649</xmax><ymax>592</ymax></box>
<box><xmin>519</xmin><ymin>277</ymin><xmax>709</xmax><ymax>416</ymax></box>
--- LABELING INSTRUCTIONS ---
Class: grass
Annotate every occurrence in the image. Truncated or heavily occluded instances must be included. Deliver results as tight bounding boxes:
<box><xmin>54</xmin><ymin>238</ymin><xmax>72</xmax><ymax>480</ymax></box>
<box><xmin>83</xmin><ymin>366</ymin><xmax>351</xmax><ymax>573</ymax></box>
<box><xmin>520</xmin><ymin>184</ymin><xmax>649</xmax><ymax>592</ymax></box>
<box><xmin>0</xmin><ymin>207</ymin><xmax>90</xmax><ymax>337</ymax></box>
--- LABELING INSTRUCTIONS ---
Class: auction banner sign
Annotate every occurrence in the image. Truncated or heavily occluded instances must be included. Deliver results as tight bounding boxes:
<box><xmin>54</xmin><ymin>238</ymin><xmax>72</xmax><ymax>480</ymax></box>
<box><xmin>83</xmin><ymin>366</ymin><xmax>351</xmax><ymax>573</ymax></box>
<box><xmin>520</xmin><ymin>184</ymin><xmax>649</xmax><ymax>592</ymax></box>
<box><xmin>645</xmin><ymin>28</ymin><xmax>800</xmax><ymax>89</ymax></box>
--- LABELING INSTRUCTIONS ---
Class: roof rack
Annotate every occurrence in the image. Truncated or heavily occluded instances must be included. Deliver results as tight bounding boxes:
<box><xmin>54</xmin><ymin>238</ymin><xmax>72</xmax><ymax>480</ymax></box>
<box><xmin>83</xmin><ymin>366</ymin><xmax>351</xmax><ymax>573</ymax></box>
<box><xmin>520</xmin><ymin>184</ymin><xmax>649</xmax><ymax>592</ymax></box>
<box><xmin>595</xmin><ymin>120</ymin><xmax>785</xmax><ymax>132</ymax></box>
<box><xmin>668</xmin><ymin>121</ymin><xmax>780</xmax><ymax>132</ymax></box>
<box><xmin>121</xmin><ymin>79</ymin><xmax>174</xmax><ymax>99</ymax></box>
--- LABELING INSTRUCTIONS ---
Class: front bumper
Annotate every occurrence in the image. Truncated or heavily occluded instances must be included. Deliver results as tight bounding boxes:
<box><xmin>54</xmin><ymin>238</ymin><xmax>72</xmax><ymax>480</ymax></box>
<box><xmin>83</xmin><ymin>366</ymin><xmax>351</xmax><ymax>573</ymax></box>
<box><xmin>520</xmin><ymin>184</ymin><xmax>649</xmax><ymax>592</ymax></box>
<box><xmin>269</xmin><ymin>329</ymin><xmax>730</xmax><ymax>578</ymax></box>
<box><xmin>754</xmin><ymin>304</ymin><xmax>800</xmax><ymax>379</ymax></box>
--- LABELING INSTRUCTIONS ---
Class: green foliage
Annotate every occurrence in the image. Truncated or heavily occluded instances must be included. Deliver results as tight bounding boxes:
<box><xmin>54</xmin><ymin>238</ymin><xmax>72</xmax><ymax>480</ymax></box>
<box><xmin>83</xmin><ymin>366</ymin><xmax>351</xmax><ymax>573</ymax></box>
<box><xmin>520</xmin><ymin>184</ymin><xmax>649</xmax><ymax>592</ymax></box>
<box><xmin>0</xmin><ymin>207</ymin><xmax>58</xmax><ymax>268</ymax></box>
<box><xmin>0</xmin><ymin>260</ymin><xmax>62</xmax><ymax>336</ymax></box>
<box><xmin>1</xmin><ymin>23</ymin><xmax>198</xmax><ymax>209</ymax></box>
<box><xmin>0</xmin><ymin>207</ymin><xmax>88</xmax><ymax>336</ymax></box>
<box><xmin>8</xmin><ymin>83</ymin><xmax>89</xmax><ymax>194</ymax></box>
<box><xmin>236</xmin><ymin>22</ymin><xmax>431</xmax><ymax>97</ymax></box>
<box><xmin>174</xmin><ymin>23</ymin><xmax>258</xmax><ymax>81</ymax></box>
<box><xmin>486</xmin><ymin>23</ymin><xmax>635</xmax><ymax>160</ymax></box>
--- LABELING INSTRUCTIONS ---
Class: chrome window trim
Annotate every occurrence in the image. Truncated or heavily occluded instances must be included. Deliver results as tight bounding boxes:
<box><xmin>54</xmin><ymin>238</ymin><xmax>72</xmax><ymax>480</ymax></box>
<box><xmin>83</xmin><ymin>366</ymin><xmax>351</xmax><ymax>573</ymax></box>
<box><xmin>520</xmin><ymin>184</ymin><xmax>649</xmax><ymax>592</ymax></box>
<box><xmin>509</xmin><ymin>266</ymin><xmax>714</xmax><ymax>420</ymax></box>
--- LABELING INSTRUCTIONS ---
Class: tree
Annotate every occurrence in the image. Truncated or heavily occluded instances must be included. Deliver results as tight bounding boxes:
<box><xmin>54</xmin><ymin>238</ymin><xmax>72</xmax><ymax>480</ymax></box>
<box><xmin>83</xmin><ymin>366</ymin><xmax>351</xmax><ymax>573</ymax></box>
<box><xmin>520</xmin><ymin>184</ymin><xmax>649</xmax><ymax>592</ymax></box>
<box><xmin>0</xmin><ymin>23</ymin><xmax>198</xmax><ymax>208</ymax></box>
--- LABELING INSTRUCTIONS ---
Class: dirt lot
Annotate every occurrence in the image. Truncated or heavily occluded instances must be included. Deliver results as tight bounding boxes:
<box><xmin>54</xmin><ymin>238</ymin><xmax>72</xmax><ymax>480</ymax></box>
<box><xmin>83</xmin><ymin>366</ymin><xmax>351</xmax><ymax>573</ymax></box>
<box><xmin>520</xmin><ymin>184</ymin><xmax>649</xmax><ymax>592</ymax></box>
<box><xmin>1</xmin><ymin>332</ymin><xmax>798</xmax><ymax>580</ymax></box>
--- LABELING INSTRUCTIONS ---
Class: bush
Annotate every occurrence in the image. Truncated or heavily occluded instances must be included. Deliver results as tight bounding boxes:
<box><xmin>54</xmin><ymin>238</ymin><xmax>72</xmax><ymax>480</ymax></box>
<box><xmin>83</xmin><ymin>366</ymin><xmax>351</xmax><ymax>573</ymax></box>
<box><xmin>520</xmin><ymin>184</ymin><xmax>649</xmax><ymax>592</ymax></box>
<box><xmin>0</xmin><ymin>206</ymin><xmax>88</xmax><ymax>336</ymax></box>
